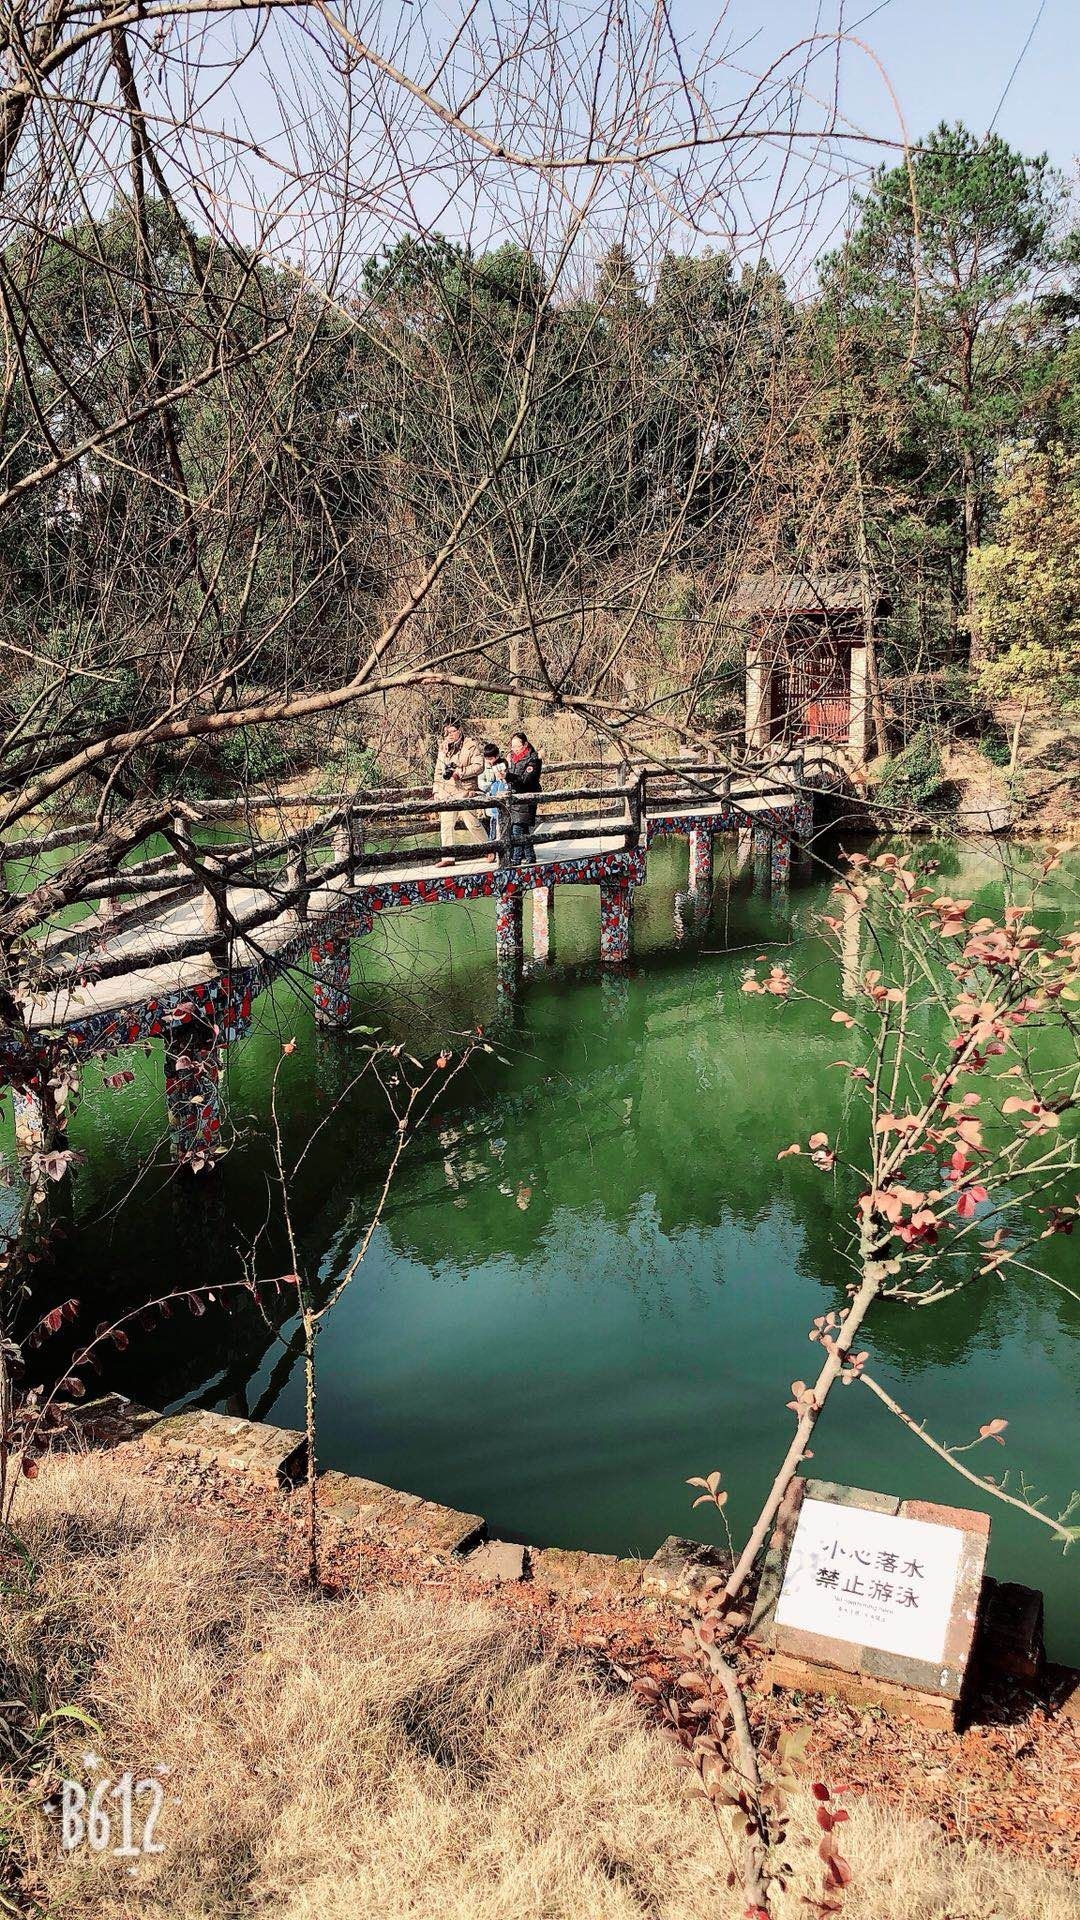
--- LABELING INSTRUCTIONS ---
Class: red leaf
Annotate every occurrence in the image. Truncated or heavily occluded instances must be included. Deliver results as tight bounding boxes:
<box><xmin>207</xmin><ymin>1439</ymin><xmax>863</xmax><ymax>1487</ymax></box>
<box><xmin>811</xmin><ymin>1782</ymin><xmax>831</xmax><ymax>1801</ymax></box>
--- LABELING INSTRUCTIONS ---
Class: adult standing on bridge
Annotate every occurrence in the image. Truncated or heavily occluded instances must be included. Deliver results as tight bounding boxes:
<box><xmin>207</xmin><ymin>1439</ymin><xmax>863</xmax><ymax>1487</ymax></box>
<box><xmin>434</xmin><ymin>717</ymin><xmax>489</xmax><ymax>866</ymax></box>
<box><xmin>503</xmin><ymin>731</ymin><xmax>542</xmax><ymax>864</ymax></box>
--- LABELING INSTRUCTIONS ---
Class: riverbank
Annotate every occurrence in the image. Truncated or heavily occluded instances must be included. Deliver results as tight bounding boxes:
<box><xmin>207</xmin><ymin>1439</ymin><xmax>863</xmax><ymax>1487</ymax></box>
<box><xmin>3</xmin><ymin>1420</ymin><xmax>1078</xmax><ymax>1918</ymax></box>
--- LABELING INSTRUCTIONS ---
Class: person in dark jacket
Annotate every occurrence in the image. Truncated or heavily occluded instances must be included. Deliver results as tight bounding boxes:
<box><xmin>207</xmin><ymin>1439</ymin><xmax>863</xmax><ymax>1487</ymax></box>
<box><xmin>503</xmin><ymin>731</ymin><xmax>542</xmax><ymax>864</ymax></box>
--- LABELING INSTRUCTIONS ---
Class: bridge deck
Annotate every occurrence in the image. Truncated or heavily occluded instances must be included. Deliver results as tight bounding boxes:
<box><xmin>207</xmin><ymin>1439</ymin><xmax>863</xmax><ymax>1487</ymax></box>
<box><xmin>23</xmin><ymin>829</ymin><xmax>635</xmax><ymax>1029</ymax></box>
<box><xmin>16</xmin><ymin>783</ymin><xmax>803</xmax><ymax>1036</ymax></box>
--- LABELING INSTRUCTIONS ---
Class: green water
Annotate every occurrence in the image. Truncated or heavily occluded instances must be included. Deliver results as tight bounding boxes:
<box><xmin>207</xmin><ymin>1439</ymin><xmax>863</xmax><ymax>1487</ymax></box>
<box><xmin>5</xmin><ymin>838</ymin><xmax>1078</xmax><ymax>1659</ymax></box>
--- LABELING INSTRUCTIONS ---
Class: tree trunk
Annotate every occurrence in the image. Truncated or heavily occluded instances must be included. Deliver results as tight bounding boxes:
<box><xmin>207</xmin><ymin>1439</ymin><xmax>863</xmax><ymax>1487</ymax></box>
<box><xmin>852</xmin><ymin>442</ymin><xmax>888</xmax><ymax>757</ymax></box>
<box><xmin>507</xmin><ymin>629</ymin><xmax>522</xmax><ymax>728</ymax></box>
<box><xmin>724</xmin><ymin>1217</ymin><xmax>882</xmax><ymax>1602</ymax></box>
<box><xmin>962</xmin><ymin>449</ymin><xmax>984</xmax><ymax>664</ymax></box>
<box><xmin>1008</xmin><ymin>703</ymin><xmax>1026</xmax><ymax>777</ymax></box>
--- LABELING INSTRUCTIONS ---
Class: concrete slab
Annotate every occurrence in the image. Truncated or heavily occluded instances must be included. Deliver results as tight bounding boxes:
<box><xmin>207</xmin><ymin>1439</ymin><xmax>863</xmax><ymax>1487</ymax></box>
<box><xmin>136</xmin><ymin>1408</ymin><xmax>306</xmax><ymax>1486</ymax></box>
<box><xmin>529</xmin><ymin>1546</ymin><xmax>643</xmax><ymax>1600</ymax></box>
<box><xmin>464</xmin><ymin>1539</ymin><xmax>528</xmax><ymax>1583</ymax></box>
<box><xmin>642</xmin><ymin>1535</ymin><xmax>731</xmax><ymax>1601</ymax></box>
<box><xmin>314</xmin><ymin>1469</ymin><xmax>484</xmax><ymax>1556</ymax></box>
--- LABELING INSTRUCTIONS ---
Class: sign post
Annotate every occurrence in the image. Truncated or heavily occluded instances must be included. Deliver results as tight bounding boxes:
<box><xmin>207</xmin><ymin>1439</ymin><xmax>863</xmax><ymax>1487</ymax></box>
<box><xmin>751</xmin><ymin>1479</ymin><xmax>989</xmax><ymax>1729</ymax></box>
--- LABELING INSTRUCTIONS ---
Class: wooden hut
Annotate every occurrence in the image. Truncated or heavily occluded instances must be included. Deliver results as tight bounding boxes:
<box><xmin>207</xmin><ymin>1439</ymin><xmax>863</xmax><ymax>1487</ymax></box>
<box><xmin>735</xmin><ymin>570</ymin><xmax>888</xmax><ymax>763</ymax></box>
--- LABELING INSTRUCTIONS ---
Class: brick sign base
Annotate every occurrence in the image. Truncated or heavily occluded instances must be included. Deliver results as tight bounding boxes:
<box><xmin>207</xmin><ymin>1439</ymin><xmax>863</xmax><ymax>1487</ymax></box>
<box><xmin>750</xmin><ymin>1477</ymin><xmax>990</xmax><ymax>1731</ymax></box>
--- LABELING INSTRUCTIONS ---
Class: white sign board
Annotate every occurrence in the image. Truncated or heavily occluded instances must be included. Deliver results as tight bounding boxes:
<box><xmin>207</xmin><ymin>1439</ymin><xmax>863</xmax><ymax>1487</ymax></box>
<box><xmin>774</xmin><ymin>1498</ymin><xmax>964</xmax><ymax>1666</ymax></box>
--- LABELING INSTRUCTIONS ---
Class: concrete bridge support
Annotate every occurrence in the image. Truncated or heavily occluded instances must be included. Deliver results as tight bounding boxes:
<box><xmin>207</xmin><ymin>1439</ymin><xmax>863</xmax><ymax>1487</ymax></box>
<box><xmin>164</xmin><ymin>1011</ymin><xmax>224</xmax><ymax>1171</ymax></box>
<box><xmin>494</xmin><ymin>889</ymin><xmax>524</xmax><ymax>1026</ymax></box>
<box><xmin>9</xmin><ymin>1063</ymin><xmax>70</xmax><ymax>1169</ymax></box>
<box><xmin>310</xmin><ymin>934</ymin><xmax>352</xmax><ymax>1027</ymax></box>
<box><xmin>599</xmin><ymin>877</ymin><xmax>632</xmax><ymax>964</ymax></box>
<box><xmin>4</xmin><ymin>1077</ymin><xmax>70</xmax><ymax>1256</ymax></box>
<box><xmin>750</xmin><ymin>822</ymin><xmax>793</xmax><ymax>897</ymax></box>
<box><xmin>771</xmin><ymin>828</ymin><xmax>792</xmax><ymax>893</ymax></box>
<box><xmin>12</xmin><ymin>1085</ymin><xmax>47</xmax><ymax>1161</ymax></box>
<box><xmin>531</xmin><ymin>885</ymin><xmax>554</xmax><ymax>964</ymax></box>
<box><xmin>792</xmin><ymin>792</ymin><xmax>814</xmax><ymax>872</ymax></box>
<box><xmin>600</xmin><ymin>966</ymin><xmax>630</xmax><ymax>1017</ymax></box>
<box><xmin>751</xmin><ymin>823</ymin><xmax>772</xmax><ymax>895</ymax></box>
<box><xmin>495</xmin><ymin>888</ymin><xmax>524</xmax><ymax>965</ymax></box>
<box><xmin>688</xmin><ymin>826</ymin><xmax>714</xmax><ymax>902</ymax></box>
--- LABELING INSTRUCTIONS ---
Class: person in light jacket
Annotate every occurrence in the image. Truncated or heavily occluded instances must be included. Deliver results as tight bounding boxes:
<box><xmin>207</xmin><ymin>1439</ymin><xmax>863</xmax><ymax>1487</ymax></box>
<box><xmin>433</xmin><ymin>718</ymin><xmax>489</xmax><ymax>865</ymax></box>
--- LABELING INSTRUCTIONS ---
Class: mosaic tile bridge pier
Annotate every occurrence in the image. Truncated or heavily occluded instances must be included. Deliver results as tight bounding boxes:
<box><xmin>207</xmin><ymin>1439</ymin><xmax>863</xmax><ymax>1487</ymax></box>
<box><xmin>4</xmin><ymin>753</ymin><xmax>835</xmax><ymax>1168</ymax></box>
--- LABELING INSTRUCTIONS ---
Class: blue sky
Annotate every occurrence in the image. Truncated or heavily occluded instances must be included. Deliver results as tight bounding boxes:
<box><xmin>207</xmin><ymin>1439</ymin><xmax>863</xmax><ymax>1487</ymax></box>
<box><xmin>651</xmin><ymin>0</ymin><xmax>1078</xmax><ymax>277</ymax></box>
<box><xmin>670</xmin><ymin>0</ymin><xmax>1076</xmax><ymax>171</ymax></box>
<box><xmin>201</xmin><ymin>0</ymin><xmax>1077</xmax><ymax>290</ymax></box>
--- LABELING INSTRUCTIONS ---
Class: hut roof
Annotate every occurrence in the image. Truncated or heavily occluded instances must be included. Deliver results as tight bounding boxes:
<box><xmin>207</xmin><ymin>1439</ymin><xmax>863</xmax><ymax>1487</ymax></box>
<box><xmin>731</xmin><ymin>569</ymin><xmax>889</xmax><ymax>618</ymax></box>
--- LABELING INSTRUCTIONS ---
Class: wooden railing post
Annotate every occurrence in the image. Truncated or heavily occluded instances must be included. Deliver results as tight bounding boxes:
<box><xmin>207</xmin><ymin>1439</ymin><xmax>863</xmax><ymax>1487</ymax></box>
<box><xmin>792</xmin><ymin>745</ymin><xmax>813</xmax><ymax>871</ymax></box>
<box><xmin>172</xmin><ymin>813</ymin><xmax>228</xmax><ymax>957</ymax></box>
<box><xmin>332</xmin><ymin>810</ymin><xmax>364</xmax><ymax>886</ymax></box>
<box><xmin>627</xmin><ymin>771</ymin><xmax>645</xmax><ymax>849</ymax></box>
<box><xmin>286</xmin><ymin>845</ymin><xmax>308</xmax><ymax>924</ymax></box>
<box><xmin>198</xmin><ymin>856</ymin><xmax>229</xmax><ymax>957</ymax></box>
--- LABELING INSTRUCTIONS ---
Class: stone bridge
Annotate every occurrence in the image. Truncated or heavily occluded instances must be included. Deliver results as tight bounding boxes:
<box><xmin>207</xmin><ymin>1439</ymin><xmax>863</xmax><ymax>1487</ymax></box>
<box><xmin>3</xmin><ymin>748</ymin><xmax>838</xmax><ymax>1167</ymax></box>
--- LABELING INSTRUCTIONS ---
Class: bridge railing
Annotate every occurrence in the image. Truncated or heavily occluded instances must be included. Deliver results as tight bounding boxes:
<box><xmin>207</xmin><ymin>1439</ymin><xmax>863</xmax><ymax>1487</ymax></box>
<box><xmin>6</xmin><ymin>747</ymin><xmax>825</xmax><ymax>980</ymax></box>
<box><xmin>346</xmin><ymin>777</ymin><xmax>644</xmax><ymax>874</ymax></box>
<box><xmin>4</xmin><ymin>739</ymin><xmax>831</xmax><ymax>864</ymax></box>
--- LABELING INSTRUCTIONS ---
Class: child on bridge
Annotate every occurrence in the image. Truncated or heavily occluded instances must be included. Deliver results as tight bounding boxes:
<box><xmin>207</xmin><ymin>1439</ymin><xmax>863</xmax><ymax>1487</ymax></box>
<box><xmin>478</xmin><ymin>743</ymin><xmax>509</xmax><ymax>846</ymax></box>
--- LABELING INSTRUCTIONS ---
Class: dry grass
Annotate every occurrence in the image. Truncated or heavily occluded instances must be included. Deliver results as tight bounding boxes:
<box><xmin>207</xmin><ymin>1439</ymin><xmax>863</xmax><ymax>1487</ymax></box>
<box><xmin>3</xmin><ymin>1455</ymin><xmax>1077</xmax><ymax>1920</ymax></box>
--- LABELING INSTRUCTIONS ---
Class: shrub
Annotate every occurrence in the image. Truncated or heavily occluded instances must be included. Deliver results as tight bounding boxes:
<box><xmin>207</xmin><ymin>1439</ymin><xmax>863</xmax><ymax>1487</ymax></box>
<box><xmin>881</xmin><ymin>667</ymin><xmax>1011</xmax><ymax>764</ymax></box>
<box><xmin>875</xmin><ymin>727</ymin><xmax>946</xmax><ymax>813</ymax></box>
<box><xmin>937</xmin><ymin>666</ymin><xmax>1011</xmax><ymax>761</ymax></box>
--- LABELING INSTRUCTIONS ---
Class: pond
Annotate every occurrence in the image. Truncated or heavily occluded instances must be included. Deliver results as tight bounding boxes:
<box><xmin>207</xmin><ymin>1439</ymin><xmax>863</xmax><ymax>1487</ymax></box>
<box><xmin>5</xmin><ymin>836</ymin><xmax>1078</xmax><ymax>1659</ymax></box>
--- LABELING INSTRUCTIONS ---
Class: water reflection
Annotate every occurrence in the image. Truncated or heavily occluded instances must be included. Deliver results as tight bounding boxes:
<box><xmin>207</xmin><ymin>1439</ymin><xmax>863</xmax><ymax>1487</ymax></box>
<box><xmin>5</xmin><ymin>836</ymin><xmax>1078</xmax><ymax>1657</ymax></box>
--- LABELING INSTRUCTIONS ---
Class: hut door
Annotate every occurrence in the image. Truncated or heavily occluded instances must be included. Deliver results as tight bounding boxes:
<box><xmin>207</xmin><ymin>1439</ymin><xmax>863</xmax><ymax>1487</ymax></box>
<box><xmin>771</xmin><ymin>639</ymin><xmax>849</xmax><ymax>743</ymax></box>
